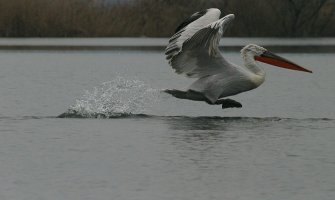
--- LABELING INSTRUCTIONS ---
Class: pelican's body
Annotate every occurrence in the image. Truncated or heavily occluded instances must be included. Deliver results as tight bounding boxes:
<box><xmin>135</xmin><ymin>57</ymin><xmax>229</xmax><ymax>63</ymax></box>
<box><xmin>164</xmin><ymin>8</ymin><xmax>311</xmax><ymax>109</ymax></box>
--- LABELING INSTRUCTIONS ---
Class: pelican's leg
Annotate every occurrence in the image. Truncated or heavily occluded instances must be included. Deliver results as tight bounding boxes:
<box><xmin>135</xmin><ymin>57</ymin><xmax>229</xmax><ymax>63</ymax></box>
<box><xmin>164</xmin><ymin>89</ymin><xmax>188</xmax><ymax>99</ymax></box>
<box><xmin>164</xmin><ymin>89</ymin><xmax>209</xmax><ymax>102</ymax></box>
<box><xmin>164</xmin><ymin>89</ymin><xmax>242</xmax><ymax>109</ymax></box>
<box><xmin>215</xmin><ymin>98</ymin><xmax>242</xmax><ymax>109</ymax></box>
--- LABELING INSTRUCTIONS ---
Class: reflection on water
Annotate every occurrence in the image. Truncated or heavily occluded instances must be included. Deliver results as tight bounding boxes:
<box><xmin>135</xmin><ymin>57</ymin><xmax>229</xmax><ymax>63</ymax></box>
<box><xmin>162</xmin><ymin>117</ymin><xmax>276</xmax><ymax>170</ymax></box>
<box><xmin>163</xmin><ymin>116</ymin><xmax>312</xmax><ymax>131</ymax></box>
<box><xmin>165</xmin><ymin>117</ymin><xmax>230</xmax><ymax>131</ymax></box>
<box><xmin>161</xmin><ymin>116</ymin><xmax>335</xmax><ymax>170</ymax></box>
<box><xmin>162</xmin><ymin>119</ymin><xmax>229</xmax><ymax>170</ymax></box>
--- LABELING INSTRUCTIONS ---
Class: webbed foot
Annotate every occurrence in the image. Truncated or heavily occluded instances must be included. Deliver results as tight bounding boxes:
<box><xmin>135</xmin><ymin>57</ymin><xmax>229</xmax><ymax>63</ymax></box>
<box><xmin>215</xmin><ymin>98</ymin><xmax>242</xmax><ymax>109</ymax></box>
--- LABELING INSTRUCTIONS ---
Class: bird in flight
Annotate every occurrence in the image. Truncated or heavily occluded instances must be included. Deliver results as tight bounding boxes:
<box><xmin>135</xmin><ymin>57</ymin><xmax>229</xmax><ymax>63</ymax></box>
<box><xmin>164</xmin><ymin>8</ymin><xmax>312</xmax><ymax>109</ymax></box>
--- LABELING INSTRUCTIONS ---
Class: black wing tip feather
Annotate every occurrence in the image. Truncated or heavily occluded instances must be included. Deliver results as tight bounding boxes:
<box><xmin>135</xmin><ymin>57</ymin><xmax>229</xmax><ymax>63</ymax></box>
<box><xmin>174</xmin><ymin>10</ymin><xmax>208</xmax><ymax>33</ymax></box>
<box><xmin>166</xmin><ymin>10</ymin><xmax>208</xmax><ymax>61</ymax></box>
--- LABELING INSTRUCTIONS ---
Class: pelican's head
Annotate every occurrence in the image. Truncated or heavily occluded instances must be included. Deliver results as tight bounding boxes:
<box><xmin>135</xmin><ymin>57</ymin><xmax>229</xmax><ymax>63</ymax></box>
<box><xmin>241</xmin><ymin>44</ymin><xmax>312</xmax><ymax>73</ymax></box>
<box><xmin>241</xmin><ymin>44</ymin><xmax>267</xmax><ymax>57</ymax></box>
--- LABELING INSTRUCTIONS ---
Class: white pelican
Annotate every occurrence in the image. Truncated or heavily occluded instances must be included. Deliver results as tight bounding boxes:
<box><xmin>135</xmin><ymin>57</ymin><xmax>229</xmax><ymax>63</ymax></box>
<box><xmin>164</xmin><ymin>8</ymin><xmax>312</xmax><ymax>109</ymax></box>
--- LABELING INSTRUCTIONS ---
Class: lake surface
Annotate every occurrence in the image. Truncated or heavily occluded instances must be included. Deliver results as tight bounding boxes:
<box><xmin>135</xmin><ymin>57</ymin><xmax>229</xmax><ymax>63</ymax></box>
<box><xmin>0</xmin><ymin>38</ymin><xmax>335</xmax><ymax>200</ymax></box>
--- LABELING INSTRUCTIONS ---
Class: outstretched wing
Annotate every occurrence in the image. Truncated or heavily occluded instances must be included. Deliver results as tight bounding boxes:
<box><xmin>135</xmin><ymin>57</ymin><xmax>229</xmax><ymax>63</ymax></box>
<box><xmin>165</xmin><ymin>8</ymin><xmax>221</xmax><ymax>60</ymax></box>
<box><xmin>165</xmin><ymin>13</ymin><xmax>235</xmax><ymax>78</ymax></box>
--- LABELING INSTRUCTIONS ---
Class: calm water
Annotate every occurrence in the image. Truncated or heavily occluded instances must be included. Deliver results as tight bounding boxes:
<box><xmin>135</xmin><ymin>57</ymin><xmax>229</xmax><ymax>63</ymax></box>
<box><xmin>0</xmin><ymin>38</ymin><xmax>335</xmax><ymax>200</ymax></box>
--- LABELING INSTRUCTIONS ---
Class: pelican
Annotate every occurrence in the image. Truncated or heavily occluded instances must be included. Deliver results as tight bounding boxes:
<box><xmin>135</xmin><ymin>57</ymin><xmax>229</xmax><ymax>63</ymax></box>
<box><xmin>164</xmin><ymin>8</ymin><xmax>312</xmax><ymax>109</ymax></box>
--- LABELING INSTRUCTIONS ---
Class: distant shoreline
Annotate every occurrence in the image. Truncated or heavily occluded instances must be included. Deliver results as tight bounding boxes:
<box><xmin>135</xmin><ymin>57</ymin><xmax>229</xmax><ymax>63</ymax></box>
<box><xmin>1</xmin><ymin>0</ymin><xmax>335</xmax><ymax>38</ymax></box>
<box><xmin>0</xmin><ymin>38</ymin><xmax>335</xmax><ymax>52</ymax></box>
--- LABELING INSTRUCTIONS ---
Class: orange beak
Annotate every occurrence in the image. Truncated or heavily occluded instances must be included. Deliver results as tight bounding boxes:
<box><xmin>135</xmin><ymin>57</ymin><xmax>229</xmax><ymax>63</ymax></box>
<box><xmin>255</xmin><ymin>51</ymin><xmax>312</xmax><ymax>73</ymax></box>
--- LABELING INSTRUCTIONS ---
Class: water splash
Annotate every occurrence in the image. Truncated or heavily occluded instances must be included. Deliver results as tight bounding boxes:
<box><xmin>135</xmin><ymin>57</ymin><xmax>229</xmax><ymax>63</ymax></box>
<box><xmin>59</xmin><ymin>77</ymin><xmax>159</xmax><ymax>118</ymax></box>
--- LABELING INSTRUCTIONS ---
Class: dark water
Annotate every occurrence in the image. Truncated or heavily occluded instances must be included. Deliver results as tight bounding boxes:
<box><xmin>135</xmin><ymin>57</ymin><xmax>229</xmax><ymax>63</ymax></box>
<box><xmin>0</xmin><ymin>39</ymin><xmax>335</xmax><ymax>200</ymax></box>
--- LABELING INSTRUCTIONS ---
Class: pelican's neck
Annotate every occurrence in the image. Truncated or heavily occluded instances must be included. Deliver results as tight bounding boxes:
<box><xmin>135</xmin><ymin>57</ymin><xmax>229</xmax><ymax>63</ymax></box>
<box><xmin>243</xmin><ymin>54</ymin><xmax>264</xmax><ymax>75</ymax></box>
<box><xmin>241</xmin><ymin>51</ymin><xmax>265</xmax><ymax>85</ymax></box>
